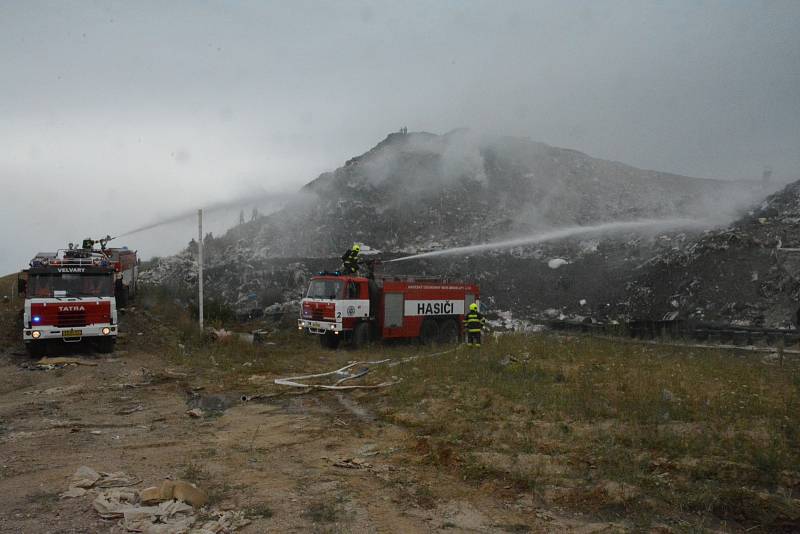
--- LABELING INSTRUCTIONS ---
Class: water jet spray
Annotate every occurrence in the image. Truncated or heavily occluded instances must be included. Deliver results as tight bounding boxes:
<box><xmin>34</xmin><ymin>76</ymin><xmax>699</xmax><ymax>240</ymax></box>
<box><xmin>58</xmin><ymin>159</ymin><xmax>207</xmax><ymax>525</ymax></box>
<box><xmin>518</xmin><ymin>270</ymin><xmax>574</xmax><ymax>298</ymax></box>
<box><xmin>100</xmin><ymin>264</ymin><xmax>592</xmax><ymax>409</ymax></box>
<box><xmin>386</xmin><ymin>218</ymin><xmax>705</xmax><ymax>263</ymax></box>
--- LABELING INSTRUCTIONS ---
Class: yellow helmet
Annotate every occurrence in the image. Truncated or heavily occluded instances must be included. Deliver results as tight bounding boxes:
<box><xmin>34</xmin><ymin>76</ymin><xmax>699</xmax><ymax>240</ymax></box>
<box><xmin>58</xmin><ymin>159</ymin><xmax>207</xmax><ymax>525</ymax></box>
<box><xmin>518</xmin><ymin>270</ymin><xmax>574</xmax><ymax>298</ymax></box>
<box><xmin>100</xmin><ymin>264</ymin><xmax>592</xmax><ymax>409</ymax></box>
<box><xmin>469</xmin><ymin>302</ymin><xmax>478</xmax><ymax>312</ymax></box>
<box><xmin>352</xmin><ymin>244</ymin><xmax>360</xmax><ymax>252</ymax></box>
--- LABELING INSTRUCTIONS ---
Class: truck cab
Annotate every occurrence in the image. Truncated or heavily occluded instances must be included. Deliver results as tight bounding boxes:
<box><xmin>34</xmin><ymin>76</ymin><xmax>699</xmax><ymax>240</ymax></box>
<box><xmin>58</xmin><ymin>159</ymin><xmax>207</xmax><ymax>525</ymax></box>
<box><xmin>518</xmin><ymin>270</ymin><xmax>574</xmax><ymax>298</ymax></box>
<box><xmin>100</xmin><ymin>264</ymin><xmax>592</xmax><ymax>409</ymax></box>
<box><xmin>298</xmin><ymin>274</ymin><xmax>371</xmax><ymax>348</ymax></box>
<box><xmin>20</xmin><ymin>248</ymin><xmax>119</xmax><ymax>355</ymax></box>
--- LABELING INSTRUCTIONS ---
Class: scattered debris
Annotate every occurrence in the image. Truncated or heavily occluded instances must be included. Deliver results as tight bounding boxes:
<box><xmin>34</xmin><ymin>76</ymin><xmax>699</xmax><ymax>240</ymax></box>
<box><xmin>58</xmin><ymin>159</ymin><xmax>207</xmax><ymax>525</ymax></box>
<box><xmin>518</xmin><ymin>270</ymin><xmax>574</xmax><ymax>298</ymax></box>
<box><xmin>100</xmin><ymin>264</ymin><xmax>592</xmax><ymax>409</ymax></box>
<box><xmin>140</xmin><ymin>480</ymin><xmax>208</xmax><ymax>508</ymax></box>
<box><xmin>94</xmin><ymin>489</ymin><xmax>196</xmax><ymax>531</ymax></box>
<box><xmin>62</xmin><ymin>466</ymin><xmax>249</xmax><ymax>533</ymax></box>
<box><xmin>498</xmin><ymin>354</ymin><xmax>519</xmax><ymax>366</ymax></box>
<box><xmin>31</xmin><ymin>357</ymin><xmax>99</xmax><ymax>370</ymax></box>
<box><xmin>60</xmin><ymin>466</ymin><xmax>139</xmax><ymax>499</ymax></box>
<box><xmin>333</xmin><ymin>458</ymin><xmax>372</xmax><ymax>469</ymax></box>
<box><xmin>186</xmin><ymin>408</ymin><xmax>204</xmax><ymax>418</ymax></box>
<box><xmin>115</xmin><ymin>404</ymin><xmax>145</xmax><ymax>416</ymax></box>
<box><xmin>274</xmin><ymin>360</ymin><xmax>396</xmax><ymax>390</ymax></box>
<box><xmin>206</xmin><ymin>327</ymin><xmax>233</xmax><ymax>342</ymax></box>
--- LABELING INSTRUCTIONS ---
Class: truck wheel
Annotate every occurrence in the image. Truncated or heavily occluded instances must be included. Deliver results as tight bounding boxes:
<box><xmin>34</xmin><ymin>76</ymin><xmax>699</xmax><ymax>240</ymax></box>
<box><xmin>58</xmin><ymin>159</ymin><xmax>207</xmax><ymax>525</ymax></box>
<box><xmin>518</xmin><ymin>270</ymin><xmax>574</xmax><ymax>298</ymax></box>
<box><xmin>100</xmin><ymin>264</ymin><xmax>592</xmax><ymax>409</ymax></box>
<box><xmin>96</xmin><ymin>337</ymin><xmax>116</xmax><ymax>354</ymax></box>
<box><xmin>320</xmin><ymin>332</ymin><xmax>340</xmax><ymax>349</ymax></box>
<box><xmin>352</xmin><ymin>322</ymin><xmax>370</xmax><ymax>349</ymax></box>
<box><xmin>26</xmin><ymin>342</ymin><xmax>46</xmax><ymax>358</ymax></box>
<box><xmin>420</xmin><ymin>319</ymin><xmax>439</xmax><ymax>345</ymax></box>
<box><xmin>437</xmin><ymin>319</ymin><xmax>459</xmax><ymax>344</ymax></box>
<box><xmin>117</xmin><ymin>286</ymin><xmax>129</xmax><ymax>308</ymax></box>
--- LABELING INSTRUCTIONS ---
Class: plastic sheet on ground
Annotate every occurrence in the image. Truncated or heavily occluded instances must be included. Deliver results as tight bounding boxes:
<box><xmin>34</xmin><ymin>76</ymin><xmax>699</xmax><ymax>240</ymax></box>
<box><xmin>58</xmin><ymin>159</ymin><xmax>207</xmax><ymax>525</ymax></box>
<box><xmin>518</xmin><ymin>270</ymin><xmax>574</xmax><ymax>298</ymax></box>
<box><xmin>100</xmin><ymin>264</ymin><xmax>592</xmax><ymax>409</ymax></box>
<box><xmin>93</xmin><ymin>487</ymin><xmax>250</xmax><ymax>533</ymax></box>
<box><xmin>61</xmin><ymin>465</ymin><xmax>140</xmax><ymax>498</ymax></box>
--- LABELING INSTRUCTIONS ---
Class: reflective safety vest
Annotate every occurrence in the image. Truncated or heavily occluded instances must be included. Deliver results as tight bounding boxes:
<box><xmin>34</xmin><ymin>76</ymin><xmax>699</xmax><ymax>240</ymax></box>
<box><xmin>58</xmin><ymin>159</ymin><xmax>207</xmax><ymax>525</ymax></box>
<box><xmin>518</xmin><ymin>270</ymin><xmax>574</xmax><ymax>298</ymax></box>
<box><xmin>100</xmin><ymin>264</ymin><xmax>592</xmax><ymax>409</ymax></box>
<box><xmin>464</xmin><ymin>311</ymin><xmax>485</xmax><ymax>333</ymax></box>
<box><xmin>341</xmin><ymin>250</ymin><xmax>359</xmax><ymax>272</ymax></box>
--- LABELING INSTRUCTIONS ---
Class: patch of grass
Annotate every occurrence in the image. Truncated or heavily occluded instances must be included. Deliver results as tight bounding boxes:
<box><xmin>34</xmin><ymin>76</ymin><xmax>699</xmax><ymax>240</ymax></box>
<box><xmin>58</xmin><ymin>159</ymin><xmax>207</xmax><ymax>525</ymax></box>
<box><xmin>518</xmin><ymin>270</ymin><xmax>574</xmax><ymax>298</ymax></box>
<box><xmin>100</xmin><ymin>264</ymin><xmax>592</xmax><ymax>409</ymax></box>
<box><xmin>179</xmin><ymin>461</ymin><xmax>210</xmax><ymax>483</ymax></box>
<box><xmin>120</xmin><ymin>287</ymin><xmax>800</xmax><ymax>529</ymax></box>
<box><xmin>303</xmin><ymin>499</ymin><xmax>340</xmax><ymax>523</ymax></box>
<box><xmin>198</xmin><ymin>447</ymin><xmax>218</xmax><ymax>458</ymax></box>
<box><xmin>372</xmin><ymin>333</ymin><xmax>800</xmax><ymax>530</ymax></box>
<box><xmin>206</xmin><ymin>480</ymin><xmax>234</xmax><ymax>506</ymax></box>
<box><xmin>27</xmin><ymin>489</ymin><xmax>59</xmax><ymax>508</ymax></box>
<box><xmin>413</xmin><ymin>484</ymin><xmax>436</xmax><ymax>509</ymax></box>
<box><xmin>245</xmin><ymin>502</ymin><xmax>274</xmax><ymax>519</ymax></box>
<box><xmin>133</xmin><ymin>284</ymin><xmax>365</xmax><ymax>391</ymax></box>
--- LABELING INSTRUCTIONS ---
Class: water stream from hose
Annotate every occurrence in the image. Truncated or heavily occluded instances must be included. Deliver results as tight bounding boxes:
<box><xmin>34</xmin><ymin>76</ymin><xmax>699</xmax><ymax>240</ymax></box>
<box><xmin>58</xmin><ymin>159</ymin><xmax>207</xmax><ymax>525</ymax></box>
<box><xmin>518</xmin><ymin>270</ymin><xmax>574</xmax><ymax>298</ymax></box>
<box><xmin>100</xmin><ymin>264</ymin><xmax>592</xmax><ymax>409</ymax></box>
<box><xmin>114</xmin><ymin>191</ymin><xmax>299</xmax><ymax>238</ymax></box>
<box><xmin>386</xmin><ymin>218</ymin><xmax>705</xmax><ymax>262</ymax></box>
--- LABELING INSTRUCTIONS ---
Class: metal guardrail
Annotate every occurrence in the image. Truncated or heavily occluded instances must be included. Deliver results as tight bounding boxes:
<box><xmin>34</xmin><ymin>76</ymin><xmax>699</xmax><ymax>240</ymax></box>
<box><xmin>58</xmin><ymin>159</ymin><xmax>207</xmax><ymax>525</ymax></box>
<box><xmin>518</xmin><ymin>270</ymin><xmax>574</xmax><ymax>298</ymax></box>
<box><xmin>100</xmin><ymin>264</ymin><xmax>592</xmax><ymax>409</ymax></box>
<box><xmin>546</xmin><ymin>318</ymin><xmax>800</xmax><ymax>347</ymax></box>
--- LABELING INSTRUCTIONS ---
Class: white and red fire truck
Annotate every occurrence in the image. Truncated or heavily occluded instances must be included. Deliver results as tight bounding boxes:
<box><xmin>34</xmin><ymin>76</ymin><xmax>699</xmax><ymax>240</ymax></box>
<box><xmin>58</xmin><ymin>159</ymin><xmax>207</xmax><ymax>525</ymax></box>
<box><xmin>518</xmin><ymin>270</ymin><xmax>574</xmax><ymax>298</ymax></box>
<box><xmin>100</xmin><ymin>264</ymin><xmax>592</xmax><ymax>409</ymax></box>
<box><xmin>18</xmin><ymin>238</ymin><xmax>138</xmax><ymax>355</ymax></box>
<box><xmin>298</xmin><ymin>269</ymin><xmax>480</xmax><ymax>348</ymax></box>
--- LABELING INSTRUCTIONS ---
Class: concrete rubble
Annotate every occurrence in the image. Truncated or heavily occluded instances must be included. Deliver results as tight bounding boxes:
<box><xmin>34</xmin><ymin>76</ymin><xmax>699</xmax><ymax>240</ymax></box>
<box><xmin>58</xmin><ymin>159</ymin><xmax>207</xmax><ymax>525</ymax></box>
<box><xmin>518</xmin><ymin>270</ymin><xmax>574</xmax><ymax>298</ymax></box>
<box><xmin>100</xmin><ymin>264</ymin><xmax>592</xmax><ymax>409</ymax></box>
<box><xmin>60</xmin><ymin>466</ymin><xmax>249</xmax><ymax>533</ymax></box>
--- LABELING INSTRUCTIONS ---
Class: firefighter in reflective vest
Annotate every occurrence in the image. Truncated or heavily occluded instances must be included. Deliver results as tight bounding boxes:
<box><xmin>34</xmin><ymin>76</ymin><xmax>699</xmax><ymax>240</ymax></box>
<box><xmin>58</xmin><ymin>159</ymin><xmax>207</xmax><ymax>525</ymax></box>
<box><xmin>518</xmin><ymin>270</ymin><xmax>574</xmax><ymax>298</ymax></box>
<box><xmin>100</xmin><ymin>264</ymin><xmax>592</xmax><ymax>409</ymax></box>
<box><xmin>464</xmin><ymin>302</ymin><xmax>485</xmax><ymax>347</ymax></box>
<box><xmin>341</xmin><ymin>244</ymin><xmax>361</xmax><ymax>274</ymax></box>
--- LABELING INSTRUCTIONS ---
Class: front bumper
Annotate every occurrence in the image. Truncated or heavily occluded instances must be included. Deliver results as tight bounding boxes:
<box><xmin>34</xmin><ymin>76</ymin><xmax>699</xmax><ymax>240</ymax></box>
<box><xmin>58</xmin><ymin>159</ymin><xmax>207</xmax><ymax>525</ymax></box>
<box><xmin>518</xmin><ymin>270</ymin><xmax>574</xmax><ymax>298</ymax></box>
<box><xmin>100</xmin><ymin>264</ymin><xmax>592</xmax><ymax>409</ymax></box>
<box><xmin>298</xmin><ymin>319</ymin><xmax>344</xmax><ymax>335</ymax></box>
<box><xmin>23</xmin><ymin>324</ymin><xmax>117</xmax><ymax>342</ymax></box>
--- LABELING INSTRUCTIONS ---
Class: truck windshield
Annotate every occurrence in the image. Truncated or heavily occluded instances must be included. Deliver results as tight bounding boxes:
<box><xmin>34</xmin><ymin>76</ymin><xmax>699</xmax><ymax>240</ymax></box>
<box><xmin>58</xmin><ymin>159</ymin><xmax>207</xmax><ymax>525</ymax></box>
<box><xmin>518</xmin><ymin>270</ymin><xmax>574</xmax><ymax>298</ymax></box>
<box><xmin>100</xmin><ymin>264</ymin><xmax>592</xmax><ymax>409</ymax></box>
<box><xmin>28</xmin><ymin>273</ymin><xmax>113</xmax><ymax>298</ymax></box>
<box><xmin>306</xmin><ymin>279</ymin><xmax>343</xmax><ymax>300</ymax></box>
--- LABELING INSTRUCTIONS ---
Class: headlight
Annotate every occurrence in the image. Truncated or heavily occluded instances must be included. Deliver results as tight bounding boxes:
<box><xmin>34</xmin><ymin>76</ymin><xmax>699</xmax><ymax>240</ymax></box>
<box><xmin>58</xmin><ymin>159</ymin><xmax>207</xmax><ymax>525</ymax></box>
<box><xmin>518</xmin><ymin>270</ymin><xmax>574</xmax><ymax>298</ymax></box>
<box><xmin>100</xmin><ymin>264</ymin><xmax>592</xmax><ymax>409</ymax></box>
<box><xmin>102</xmin><ymin>327</ymin><xmax>111</xmax><ymax>335</ymax></box>
<box><xmin>32</xmin><ymin>331</ymin><xmax>41</xmax><ymax>339</ymax></box>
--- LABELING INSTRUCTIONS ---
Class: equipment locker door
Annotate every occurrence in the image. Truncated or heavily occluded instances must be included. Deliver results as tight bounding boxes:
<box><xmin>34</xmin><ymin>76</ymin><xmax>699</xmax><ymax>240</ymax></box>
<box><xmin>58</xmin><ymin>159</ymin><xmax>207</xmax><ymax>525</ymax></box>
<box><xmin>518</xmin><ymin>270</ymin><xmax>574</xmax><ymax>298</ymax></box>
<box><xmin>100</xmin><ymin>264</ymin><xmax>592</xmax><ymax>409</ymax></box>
<box><xmin>384</xmin><ymin>293</ymin><xmax>403</xmax><ymax>328</ymax></box>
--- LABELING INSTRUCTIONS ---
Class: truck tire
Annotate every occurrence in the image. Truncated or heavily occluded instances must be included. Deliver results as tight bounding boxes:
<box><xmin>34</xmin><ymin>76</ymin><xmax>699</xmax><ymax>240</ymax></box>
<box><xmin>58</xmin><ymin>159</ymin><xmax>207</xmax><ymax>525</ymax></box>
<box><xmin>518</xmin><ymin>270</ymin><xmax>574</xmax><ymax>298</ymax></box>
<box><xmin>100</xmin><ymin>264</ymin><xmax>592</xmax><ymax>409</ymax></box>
<box><xmin>96</xmin><ymin>337</ymin><xmax>116</xmax><ymax>354</ymax></box>
<box><xmin>26</xmin><ymin>341</ymin><xmax>46</xmax><ymax>358</ymax></box>
<box><xmin>117</xmin><ymin>286</ymin><xmax>129</xmax><ymax>308</ymax></box>
<box><xmin>437</xmin><ymin>318</ymin><xmax>459</xmax><ymax>344</ymax></box>
<box><xmin>352</xmin><ymin>322</ymin><xmax>370</xmax><ymax>349</ymax></box>
<box><xmin>420</xmin><ymin>319</ymin><xmax>439</xmax><ymax>345</ymax></box>
<box><xmin>320</xmin><ymin>332</ymin><xmax>340</xmax><ymax>350</ymax></box>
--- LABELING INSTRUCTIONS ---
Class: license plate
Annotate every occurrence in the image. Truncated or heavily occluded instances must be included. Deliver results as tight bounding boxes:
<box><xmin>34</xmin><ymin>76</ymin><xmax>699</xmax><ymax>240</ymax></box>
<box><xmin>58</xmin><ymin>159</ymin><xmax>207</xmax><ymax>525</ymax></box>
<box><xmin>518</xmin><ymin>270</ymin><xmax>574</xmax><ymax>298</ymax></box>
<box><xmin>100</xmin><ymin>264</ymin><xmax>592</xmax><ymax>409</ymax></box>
<box><xmin>62</xmin><ymin>329</ymin><xmax>82</xmax><ymax>338</ymax></box>
<box><xmin>310</xmin><ymin>322</ymin><xmax>321</xmax><ymax>328</ymax></box>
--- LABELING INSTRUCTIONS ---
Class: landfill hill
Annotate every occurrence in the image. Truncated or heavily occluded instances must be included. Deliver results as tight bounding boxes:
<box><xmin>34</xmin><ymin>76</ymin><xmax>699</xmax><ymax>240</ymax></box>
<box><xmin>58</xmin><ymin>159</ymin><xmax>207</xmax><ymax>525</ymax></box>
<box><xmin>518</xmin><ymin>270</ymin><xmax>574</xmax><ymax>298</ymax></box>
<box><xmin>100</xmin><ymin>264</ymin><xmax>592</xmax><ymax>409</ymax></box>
<box><xmin>142</xmin><ymin>129</ymin><xmax>766</xmax><ymax>320</ymax></box>
<box><xmin>617</xmin><ymin>180</ymin><xmax>800</xmax><ymax>328</ymax></box>
<box><xmin>228</xmin><ymin>129</ymin><xmax>756</xmax><ymax>258</ymax></box>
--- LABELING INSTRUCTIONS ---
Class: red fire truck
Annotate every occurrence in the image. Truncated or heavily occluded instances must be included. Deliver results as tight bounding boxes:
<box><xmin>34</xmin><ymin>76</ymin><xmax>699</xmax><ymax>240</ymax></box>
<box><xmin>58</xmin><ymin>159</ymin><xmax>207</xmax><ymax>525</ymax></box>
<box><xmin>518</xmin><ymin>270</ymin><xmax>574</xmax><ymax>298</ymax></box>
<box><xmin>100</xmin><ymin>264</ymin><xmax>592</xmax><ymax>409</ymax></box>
<box><xmin>18</xmin><ymin>238</ymin><xmax>138</xmax><ymax>355</ymax></box>
<box><xmin>106</xmin><ymin>245</ymin><xmax>139</xmax><ymax>306</ymax></box>
<box><xmin>298</xmin><ymin>270</ymin><xmax>480</xmax><ymax>348</ymax></box>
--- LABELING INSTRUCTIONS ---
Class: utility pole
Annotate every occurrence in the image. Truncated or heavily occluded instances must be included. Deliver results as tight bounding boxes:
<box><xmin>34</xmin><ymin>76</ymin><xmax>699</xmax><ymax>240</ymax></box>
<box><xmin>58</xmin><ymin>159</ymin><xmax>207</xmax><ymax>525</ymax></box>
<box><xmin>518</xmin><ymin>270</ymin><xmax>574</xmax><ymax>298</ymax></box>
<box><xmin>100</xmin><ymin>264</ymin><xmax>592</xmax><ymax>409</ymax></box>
<box><xmin>198</xmin><ymin>208</ymin><xmax>204</xmax><ymax>331</ymax></box>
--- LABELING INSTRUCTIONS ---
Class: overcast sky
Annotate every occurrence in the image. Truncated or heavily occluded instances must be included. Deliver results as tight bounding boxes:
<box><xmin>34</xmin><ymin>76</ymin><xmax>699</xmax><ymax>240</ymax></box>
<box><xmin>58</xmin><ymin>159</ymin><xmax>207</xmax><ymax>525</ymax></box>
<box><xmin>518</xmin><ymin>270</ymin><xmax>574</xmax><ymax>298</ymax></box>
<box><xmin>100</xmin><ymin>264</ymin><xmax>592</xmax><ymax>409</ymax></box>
<box><xmin>1</xmin><ymin>1</ymin><xmax>799</xmax><ymax>276</ymax></box>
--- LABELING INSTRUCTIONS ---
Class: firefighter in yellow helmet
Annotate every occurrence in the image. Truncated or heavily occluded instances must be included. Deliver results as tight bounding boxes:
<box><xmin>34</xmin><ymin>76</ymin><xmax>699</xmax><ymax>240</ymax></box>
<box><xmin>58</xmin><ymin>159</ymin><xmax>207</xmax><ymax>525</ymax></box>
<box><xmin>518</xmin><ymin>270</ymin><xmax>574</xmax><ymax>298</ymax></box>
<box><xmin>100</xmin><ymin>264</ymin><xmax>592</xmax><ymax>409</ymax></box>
<box><xmin>341</xmin><ymin>243</ymin><xmax>361</xmax><ymax>274</ymax></box>
<box><xmin>463</xmin><ymin>302</ymin><xmax>485</xmax><ymax>347</ymax></box>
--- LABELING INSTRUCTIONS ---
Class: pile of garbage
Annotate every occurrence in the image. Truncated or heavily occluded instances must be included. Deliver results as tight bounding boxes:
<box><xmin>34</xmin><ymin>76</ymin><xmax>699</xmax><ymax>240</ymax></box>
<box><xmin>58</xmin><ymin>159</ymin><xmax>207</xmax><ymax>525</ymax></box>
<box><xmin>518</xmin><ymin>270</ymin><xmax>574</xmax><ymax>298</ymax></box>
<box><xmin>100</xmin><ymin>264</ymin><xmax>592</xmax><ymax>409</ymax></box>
<box><xmin>621</xmin><ymin>180</ymin><xmax>800</xmax><ymax>327</ymax></box>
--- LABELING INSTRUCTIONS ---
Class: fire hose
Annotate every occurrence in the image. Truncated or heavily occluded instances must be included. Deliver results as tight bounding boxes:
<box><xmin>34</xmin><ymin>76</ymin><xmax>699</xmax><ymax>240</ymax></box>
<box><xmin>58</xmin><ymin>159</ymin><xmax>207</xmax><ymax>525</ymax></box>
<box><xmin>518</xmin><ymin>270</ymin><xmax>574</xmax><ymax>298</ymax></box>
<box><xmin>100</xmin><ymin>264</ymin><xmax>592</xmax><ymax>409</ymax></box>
<box><xmin>241</xmin><ymin>348</ymin><xmax>458</xmax><ymax>400</ymax></box>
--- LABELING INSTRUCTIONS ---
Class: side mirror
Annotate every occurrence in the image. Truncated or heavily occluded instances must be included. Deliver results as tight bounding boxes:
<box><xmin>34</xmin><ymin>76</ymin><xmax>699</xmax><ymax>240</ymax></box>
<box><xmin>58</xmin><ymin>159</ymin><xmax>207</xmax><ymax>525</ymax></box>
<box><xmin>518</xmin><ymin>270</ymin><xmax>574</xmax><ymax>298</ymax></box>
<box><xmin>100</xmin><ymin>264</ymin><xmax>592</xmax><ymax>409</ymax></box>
<box><xmin>17</xmin><ymin>277</ymin><xmax>27</xmax><ymax>296</ymax></box>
